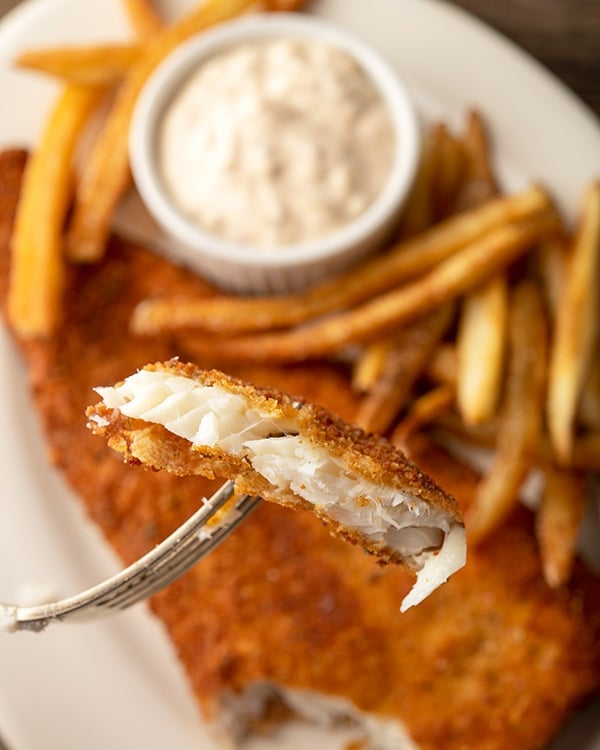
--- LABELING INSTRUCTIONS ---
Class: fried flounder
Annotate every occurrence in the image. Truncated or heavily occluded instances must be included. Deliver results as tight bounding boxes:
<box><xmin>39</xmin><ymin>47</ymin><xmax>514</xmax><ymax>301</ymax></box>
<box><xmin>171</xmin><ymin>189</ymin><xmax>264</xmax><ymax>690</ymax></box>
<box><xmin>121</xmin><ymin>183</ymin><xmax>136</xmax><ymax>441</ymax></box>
<box><xmin>87</xmin><ymin>361</ymin><xmax>465</xmax><ymax>611</ymax></box>
<box><xmin>1</xmin><ymin>150</ymin><xmax>600</xmax><ymax>749</ymax></box>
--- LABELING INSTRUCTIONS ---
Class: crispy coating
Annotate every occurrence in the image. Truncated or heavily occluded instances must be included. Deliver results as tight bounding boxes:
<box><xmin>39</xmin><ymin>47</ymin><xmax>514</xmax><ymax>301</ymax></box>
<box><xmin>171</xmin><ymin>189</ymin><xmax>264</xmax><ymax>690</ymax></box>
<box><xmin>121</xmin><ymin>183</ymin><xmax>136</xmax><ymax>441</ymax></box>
<box><xmin>88</xmin><ymin>360</ymin><xmax>462</xmax><ymax>567</ymax></box>
<box><xmin>1</xmin><ymin>151</ymin><xmax>600</xmax><ymax>750</ymax></box>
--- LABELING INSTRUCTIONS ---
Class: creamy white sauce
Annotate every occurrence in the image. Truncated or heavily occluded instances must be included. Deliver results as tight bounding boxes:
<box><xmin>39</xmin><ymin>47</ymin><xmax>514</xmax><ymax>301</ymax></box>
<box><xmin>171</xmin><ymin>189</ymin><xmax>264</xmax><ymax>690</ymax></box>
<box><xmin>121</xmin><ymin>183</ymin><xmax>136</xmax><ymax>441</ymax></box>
<box><xmin>158</xmin><ymin>38</ymin><xmax>395</xmax><ymax>247</ymax></box>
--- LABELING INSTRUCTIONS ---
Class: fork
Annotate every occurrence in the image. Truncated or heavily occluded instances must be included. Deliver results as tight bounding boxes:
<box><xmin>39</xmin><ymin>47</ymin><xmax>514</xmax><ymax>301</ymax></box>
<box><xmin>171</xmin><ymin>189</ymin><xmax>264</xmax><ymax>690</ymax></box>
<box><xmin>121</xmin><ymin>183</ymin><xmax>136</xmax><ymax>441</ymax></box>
<box><xmin>0</xmin><ymin>481</ymin><xmax>261</xmax><ymax>633</ymax></box>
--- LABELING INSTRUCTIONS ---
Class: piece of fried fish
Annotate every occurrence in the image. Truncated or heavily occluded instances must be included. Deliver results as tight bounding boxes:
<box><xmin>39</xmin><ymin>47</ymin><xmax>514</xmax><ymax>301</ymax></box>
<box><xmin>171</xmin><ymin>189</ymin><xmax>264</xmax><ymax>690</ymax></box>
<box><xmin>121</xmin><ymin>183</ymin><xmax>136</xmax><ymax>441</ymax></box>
<box><xmin>1</xmin><ymin>150</ymin><xmax>600</xmax><ymax>749</ymax></box>
<box><xmin>87</xmin><ymin>361</ymin><xmax>466</xmax><ymax>611</ymax></box>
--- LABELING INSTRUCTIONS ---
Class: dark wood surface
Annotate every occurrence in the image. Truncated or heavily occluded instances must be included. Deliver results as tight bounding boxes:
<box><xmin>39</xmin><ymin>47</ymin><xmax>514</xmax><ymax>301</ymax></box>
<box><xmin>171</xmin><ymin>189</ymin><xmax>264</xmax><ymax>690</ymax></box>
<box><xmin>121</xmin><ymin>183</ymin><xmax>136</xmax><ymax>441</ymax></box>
<box><xmin>0</xmin><ymin>0</ymin><xmax>598</xmax><ymax>116</ymax></box>
<box><xmin>448</xmin><ymin>0</ymin><xmax>600</xmax><ymax>117</ymax></box>
<box><xmin>0</xmin><ymin>0</ymin><xmax>599</xmax><ymax>117</ymax></box>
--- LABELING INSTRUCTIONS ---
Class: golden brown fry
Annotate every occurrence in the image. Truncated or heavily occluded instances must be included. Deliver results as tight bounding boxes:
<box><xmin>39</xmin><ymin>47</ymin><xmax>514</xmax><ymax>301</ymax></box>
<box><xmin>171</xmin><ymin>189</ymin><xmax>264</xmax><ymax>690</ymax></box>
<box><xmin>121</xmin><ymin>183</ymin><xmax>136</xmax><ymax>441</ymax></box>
<box><xmin>467</xmin><ymin>280</ymin><xmax>548</xmax><ymax>544</ymax></box>
<box><xmin>391</xmin><ymin>385</ymin><xmax>454</xmax><ymax>449</ymax></box>
<box><xmin>132</xmin><ymin>185</ymin><xmax>550</xmax><ymax>336</ymax></box>
<box><xmin>453</xmin><ymin>109</ymin><xmax>498</xmax><ymax>211</ymax></box>
<box><xmin>536</xmin><ymin>235</ymin><xmax>567</xmax><ymax>322</ymax></box>
<box><xmin>123</xmin><ymin>0</ymin><xmax>163</xmax><ymax>36</ymax></box>
<box><xmin>355</xmin><ymin>305</ymin><xmax>454</xmax><ymax>434</ymax></box>
<box><xmin>352</xmin><ymin>339</ymin><xmax>393</xmax><ymax>393</ymax></box>
<box><xmin>426</xmin><ymin>343</ymin><xmax>458</xmax><ymax>387</ymax></box>
<box><xmin>547</xmin><ymin>182</ymin><xmax>600</xmax><ymax>464</ymax></box>
<box><xmin>454</xmin><ymin>109</ymin><xmax>506</xmax><ymax>426</ymax></box>
<box><xmin>535</xmin><ymin>464</ymin><xmax>587</xmax><ymax>588</ymax></box>
<box><xmin>179</xmin><ymin>211</ymin><xmax>557</xmax><ymax>363</ymax></box>
<box><xmin>433</xmin><ymin>414</ymin><xmax>600</xmax><ymax>474</ymax></box>
<box><xmin>7</xmin><ymin>85</ymin><xmax>103</xmax><ymax>338</ymax></box>
<box><xmin>456</xmin><ymin>275</ymin><xmax>508</xmax><ymax>425</ymax></box>
<box><xmin>16</xmin><ymin>44</ymin><xmax>142</xmax><ymax>86</ymax></box>
<box><xmin>262</xmin><ymin>0</ymin><xmax>310</xmax><ymax>8</ymax></box>
<box><xmin>579</xmin><ymin>349</ymin><xmax>600</xmax><ymax>430</ymax></box>
<box><xmin>572</xmin><ymin>431</ymin><xmax>600</xmax><ymax>472</ymax></box>
<box><xmin>398</xmin><ymin>124</ymin><xmax>442</xmax><ymax>238</ymax></box>
<box><xmin>66</xmin><ymin>0</ymin><xmax>258</xmax><ymax>264</ymax></box>
<box><xmin>433</xmin><ymin>125</ymin><xmax>466</xmax><ymax>219</ymax></box>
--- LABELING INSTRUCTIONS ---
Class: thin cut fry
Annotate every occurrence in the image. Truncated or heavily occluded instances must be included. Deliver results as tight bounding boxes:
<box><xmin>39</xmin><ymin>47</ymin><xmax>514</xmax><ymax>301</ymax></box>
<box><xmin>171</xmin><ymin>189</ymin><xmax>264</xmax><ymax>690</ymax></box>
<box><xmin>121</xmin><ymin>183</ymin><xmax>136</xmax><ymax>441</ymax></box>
<box><xmin>426</xmin><ymin>344</ymin><xmax>458</xmax><ymax>387</ymax></box>
<box><xmin>355</xmin><ymin>305</ymin><xmax>453</xmax><ymax>434</ymax></box>
<box><xmin>352</xmin><ymin>339</ymin><xmax>393</xmax><ymax>393</ymax></box>
<box><xmin>67</xmin><ymin>0</ymin><xmax>257</xmax><ymax>263</ymax></box>
<box><xmin>536</xmin><ymin>235</ymin><xmax>567</xmax><ymax>322</ymax></box>
<box><xmin>179</xmin><ymin>211</ymin><xmax>557</xmax><ymax>363</ymax></box>
<box><xmin>571</xmin><ymin>431</ymin><xmax>600</xmax><ymax>472</ymax></box>
<box><xmin>7</xmin><ymin>84</ymin><xmax>103</xmax><ymax>337</ymax></box>
<box><xmin>397</xmin><ymin>124</ymin><xmax>442</xmax><ymax>238</ymax></box>
<box><xmin>467</xmin><ymin>281</ymin><xmax>548</xmax><ymax>544</ymax></box>
<box><xmin>392</xmin><ymin>385</ymin><xmax>454</xmax><ymax>449</ymax></box>
<box><xmin>263</xmin><ymin>0</ymin><xmax>310</xmax><ymax>8</ymax></box>
<box><xmin>433</xmin><ymin>126</ymin><xmax>466</xmax><ymax>219</ymax></box>
<box><xmin>547</xmin><ymin>182</ymin><xmax>600</xmax><ymax>464</ymax></box>
<box><xmin>453</xmin><ymin>109</ymin><xmax>498</xmax><ymax>211</ymax></box>
<box><xmin>456</xmin><ymin>275</ymin><xmax>508</xmax><ymax>425</ymax></box>
<box><xmin>579</xmin><ymin>349</ymin><xmax>600</xmax><ymax>430</ymax></box>
<box><xmin>132</xmin><ymin>185</ymin><xmax>550</xmax><ymax>335</ymax></box>
<box><xmin>16</xmin><ymin>44</ymin><xmax>142</xmax><ymax>86</ymax></box>
<box><xmin>535</xmin><ymin>464</ymin><xmax>587</xmax><ymax>588</ymax></box>
<box><xmin>433</xmin><ymin>414</ymin><xmax>600</xmax><ymax>474</ymax></box>
<box><xmin>123</xmin><ymin>0</ymin><xmax>163</xmax><ymax>36</ymax></box>
<box><xmin>455</xmin><ymin>109</ymin><xmax>506</xmax><ymax>426</ymax></box>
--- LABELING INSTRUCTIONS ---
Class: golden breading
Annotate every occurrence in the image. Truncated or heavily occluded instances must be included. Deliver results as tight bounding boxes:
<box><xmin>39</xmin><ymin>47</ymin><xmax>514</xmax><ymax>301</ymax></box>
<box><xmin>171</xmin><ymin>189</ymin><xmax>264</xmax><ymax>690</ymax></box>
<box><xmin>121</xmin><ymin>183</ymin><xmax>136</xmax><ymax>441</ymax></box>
<box><xmin>87</xmin><ymin>361</ymin><xmax>465</xmax><ymax>610</ymax></box>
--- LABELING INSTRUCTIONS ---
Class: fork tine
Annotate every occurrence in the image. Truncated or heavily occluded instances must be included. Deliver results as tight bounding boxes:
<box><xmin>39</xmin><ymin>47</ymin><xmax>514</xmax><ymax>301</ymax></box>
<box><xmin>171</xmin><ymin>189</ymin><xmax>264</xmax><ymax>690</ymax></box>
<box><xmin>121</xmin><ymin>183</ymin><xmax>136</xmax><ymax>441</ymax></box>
<box><xmin>105</xmin><ymin>494</ymin><xmax>262</xmax><ymax>610</ymax></box>
<box><xmin>7</xmin><ymin>481</ymin><xmax>259</xmax><ymax>631</ymax></box>
<box><xmin>86</xmin><ymin>480</ymin><xmax>239</xmax><ymax>608</ymax></box>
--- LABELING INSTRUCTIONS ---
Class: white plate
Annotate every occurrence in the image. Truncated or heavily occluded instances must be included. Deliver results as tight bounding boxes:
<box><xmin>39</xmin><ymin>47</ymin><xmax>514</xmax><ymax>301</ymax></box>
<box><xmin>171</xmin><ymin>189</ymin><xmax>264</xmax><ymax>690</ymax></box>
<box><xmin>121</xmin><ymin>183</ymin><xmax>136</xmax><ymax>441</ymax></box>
<box><xmin>0</xmin><ymin>1</ymin><xmax>599</xmax><ymax>749</ymax></box>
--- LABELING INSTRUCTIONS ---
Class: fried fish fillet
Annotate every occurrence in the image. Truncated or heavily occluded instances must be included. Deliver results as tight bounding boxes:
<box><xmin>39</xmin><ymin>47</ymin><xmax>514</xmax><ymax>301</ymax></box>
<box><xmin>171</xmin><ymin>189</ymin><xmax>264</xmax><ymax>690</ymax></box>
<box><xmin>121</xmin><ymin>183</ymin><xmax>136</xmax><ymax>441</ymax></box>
<box><xmin>87</xmin><ymin>361</ymin><xmax>466</xmax><ymax>611</ymax></box>
<box><xmin>1</xmin><ymin>149</ymin><xmax>600</xmax><ymax>750</ymax></box>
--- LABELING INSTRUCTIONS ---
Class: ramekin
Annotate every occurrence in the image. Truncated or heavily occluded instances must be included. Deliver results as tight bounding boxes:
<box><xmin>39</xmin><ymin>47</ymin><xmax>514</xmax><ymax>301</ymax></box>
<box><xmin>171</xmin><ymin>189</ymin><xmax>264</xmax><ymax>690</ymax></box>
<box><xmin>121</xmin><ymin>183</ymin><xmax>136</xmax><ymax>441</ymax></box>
<box><xmin>129</xmin><ymin>13</ymin><xmax>420</xmax><ymax>294</ymax></box>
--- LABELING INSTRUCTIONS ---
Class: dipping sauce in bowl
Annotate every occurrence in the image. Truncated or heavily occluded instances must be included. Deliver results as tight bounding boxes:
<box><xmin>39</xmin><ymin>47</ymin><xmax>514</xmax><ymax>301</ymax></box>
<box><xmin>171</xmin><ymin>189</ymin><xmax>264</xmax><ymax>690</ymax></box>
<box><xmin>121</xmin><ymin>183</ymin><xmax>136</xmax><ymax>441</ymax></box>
<box><xmin>159</xmin><ymin>38</ymin><xmax>396</xmax><ymax>248</ymax></box>
<box><xmin>130</xmin><ymin>14</ymin><xmax>420</xmax><ymax>293</ymax></box>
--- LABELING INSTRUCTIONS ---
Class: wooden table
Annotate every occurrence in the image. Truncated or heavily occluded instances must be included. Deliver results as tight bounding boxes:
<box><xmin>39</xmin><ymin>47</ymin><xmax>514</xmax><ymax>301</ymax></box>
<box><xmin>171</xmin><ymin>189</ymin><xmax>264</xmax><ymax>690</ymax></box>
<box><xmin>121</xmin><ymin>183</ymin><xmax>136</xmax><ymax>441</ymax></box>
<box><xmin>0</xmin><ymin>0</ymin><xmax>598</xmax><ymax>116</ymax></box>
<box><xmin>449</xmin><ymin>0</ymin><xmax>600</xmax><ymax>117</ymax></box>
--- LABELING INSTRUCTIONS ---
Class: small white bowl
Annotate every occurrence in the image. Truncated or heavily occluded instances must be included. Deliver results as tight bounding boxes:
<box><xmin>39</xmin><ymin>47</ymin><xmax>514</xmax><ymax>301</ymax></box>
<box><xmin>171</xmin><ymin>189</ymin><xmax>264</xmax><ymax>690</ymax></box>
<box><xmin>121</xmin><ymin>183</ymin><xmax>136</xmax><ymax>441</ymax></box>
<box><xmin>130</xmin><ymin>13</ymin><xmax>420</xmax><ymax>294</ymax></box>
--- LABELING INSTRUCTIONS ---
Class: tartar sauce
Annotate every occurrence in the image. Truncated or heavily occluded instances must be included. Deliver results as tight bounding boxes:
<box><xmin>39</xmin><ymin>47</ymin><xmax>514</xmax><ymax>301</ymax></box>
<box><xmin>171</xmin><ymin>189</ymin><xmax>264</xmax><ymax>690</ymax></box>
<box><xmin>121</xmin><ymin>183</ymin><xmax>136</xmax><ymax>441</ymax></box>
<box><xmin>158</xmin><ymin>38</ymin><xmax>395</xmax><ymax>247</ymax></box>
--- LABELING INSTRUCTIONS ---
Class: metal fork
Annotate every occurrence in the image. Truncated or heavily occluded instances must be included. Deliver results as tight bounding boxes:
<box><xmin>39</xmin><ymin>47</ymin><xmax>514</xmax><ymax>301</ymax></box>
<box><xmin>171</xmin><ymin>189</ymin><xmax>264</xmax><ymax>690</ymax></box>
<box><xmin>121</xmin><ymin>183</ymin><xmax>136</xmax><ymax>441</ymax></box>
<box><xmin>0</xmin><ymin>481</ymin><xmax>260</xmax><ymax>633</ymax></box>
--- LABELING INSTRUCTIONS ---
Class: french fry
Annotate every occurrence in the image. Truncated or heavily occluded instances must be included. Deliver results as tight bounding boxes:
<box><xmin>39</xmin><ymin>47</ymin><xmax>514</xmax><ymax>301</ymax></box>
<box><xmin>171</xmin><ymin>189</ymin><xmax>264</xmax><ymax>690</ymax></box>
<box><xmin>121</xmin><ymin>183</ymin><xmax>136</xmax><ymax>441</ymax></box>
<box><xmin>263</xmin><ymin>0</ymin><xmax>311</xmax><ymax>8</ymax></box>
<box><xmin>426</xmin><ymin>343</ymin><xmax>458</xmax><ymax>387</ymax></box>
<box><xmin>433</xmin><ymin>414</ymin><xmax>600</xmax><ymax>474</ymax></box>
<box><xmin>536</xmin><ymin>235</ymin><xmax>567</xmax><ymax>322</ymax></box>
<box><xmin>467</xmin><ymin>280</ymin><xmax>548</xmax><ymax>544</ymax></box>
<box><xmin>547</xmin><ymin>182</ymin><xmax>600</xmax><ymax>464</ymax></box>
<box><xmin>352</xmin><ymin>338</ymin><xmax>393</xmax><ymax>393</ymax></box>
<box><xmin>456</xmin><ymin>276</ymin><xmax>508</xmax><ymax>424</ymax></box>
<box><xmin>7</xmin><ymin>84</ymin><xmax>103</xmax><ymax>338</ymax></box>
<box><xmin>132</xmin><ymin>185</ymin><xmax>551</xmax><ymax>335</ymax></box>
<box><xmin>66</xmin><ymin>0</ymin><xmax>258</xmax><ymax>264</ymax></box>
<box><xmin>432</xmin><ymin>126</ymin><xmax>466</xmax><ymax>219</ymax></box>
<box><xmin>579</xmin><ymin>349</ymin><xmax>600</xmax><ymax>430</ymax></box>
<box><xmin>397</xmin><ymin>124</ymin><xmax>442</xmax><ymax>238</ymax></box>
<box><xmin>432</xmin><ymin>411</ymin><xmax>499</xmax><ymax>450</ymax></box>
<box><xmin>535</xmin><ymin>464</ymin><xmax>587</xmax><ymax>588</ymax></box>
<box><xmin>572</xmin><ymin>431</ymin><xmax>600</xmax><ymax>472</ymax></box>
<box><xmin>123</xmin><ymin>0</ymin><xmax>164</xmax><ymax>36</ymax></box>
<box><xmin>391</xmin><ymin>385</ymin><xmax>454</xmax><ymax>449</ymax></box>
<box><xmin>355</xmin><ymin>305</ymin><xmax>453</xmax><ymax>434</ymax></box>
<box><xmin>455</xmin><ymin>110</ymin><xmax>507</xmax><ymax>426</ymax></box>
<box><xmin>179</xmin><ymin>210</ymin><xmax>557</xmax><ymax>363</ymax></box>
<box><xmin>452</xmin><ymin>109</ymin><xmax>498</xmax><ymax>211</ymax></box>
<box><xmin>16</xmin><ymin>44</ymin><xmax>142</xmax><ymax>86</ymax></box>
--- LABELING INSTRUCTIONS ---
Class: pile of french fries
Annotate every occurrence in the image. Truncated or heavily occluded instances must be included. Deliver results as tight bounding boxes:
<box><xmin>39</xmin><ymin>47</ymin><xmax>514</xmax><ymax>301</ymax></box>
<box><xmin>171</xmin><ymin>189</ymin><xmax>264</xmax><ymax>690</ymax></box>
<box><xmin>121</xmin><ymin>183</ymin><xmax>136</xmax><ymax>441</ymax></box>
<box><xmin>5</xmin><ymin>0</ymin><xmax>599</xmax><ymax>588</ymax></box>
